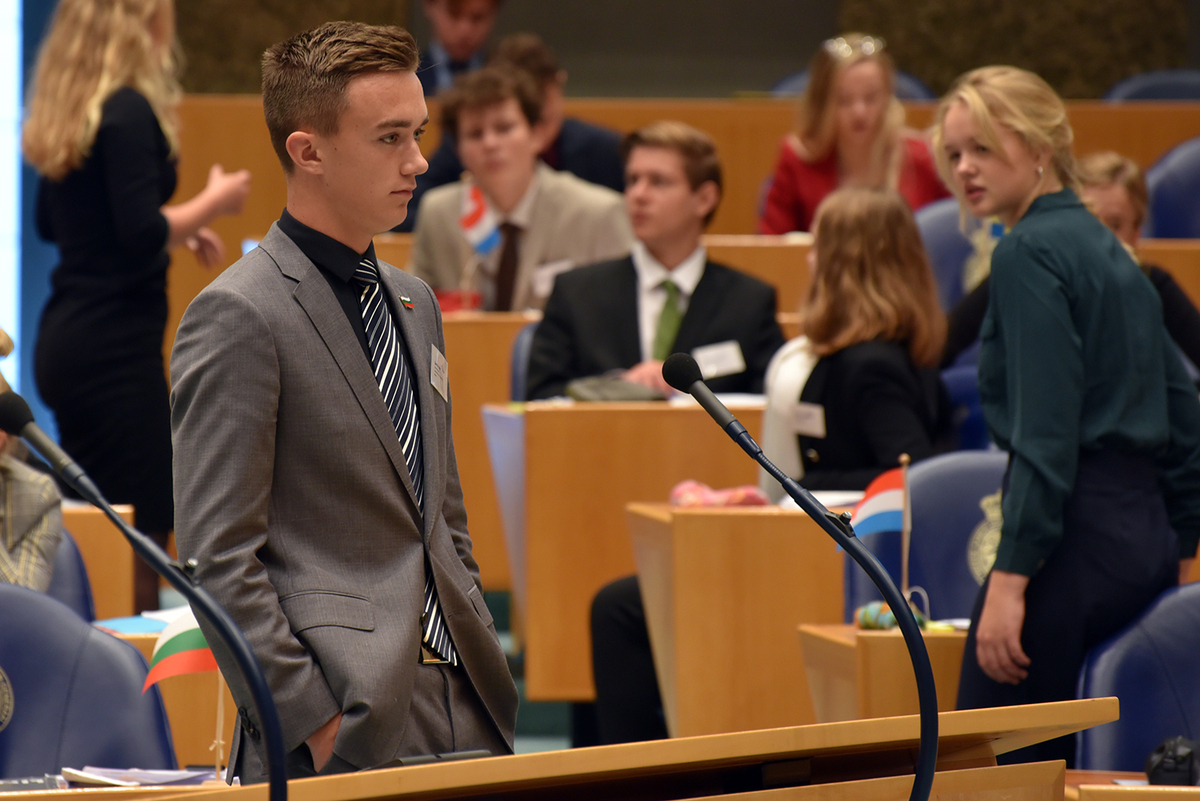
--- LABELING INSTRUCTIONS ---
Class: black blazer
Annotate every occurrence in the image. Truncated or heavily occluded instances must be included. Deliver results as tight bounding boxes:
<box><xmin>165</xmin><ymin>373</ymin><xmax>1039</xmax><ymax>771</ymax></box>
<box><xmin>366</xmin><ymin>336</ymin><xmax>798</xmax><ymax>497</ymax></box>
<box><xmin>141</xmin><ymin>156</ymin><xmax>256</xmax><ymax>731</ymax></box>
<box><xmin>798</xmin><ymin>340</ymin><xmax>954</xmax><ymax>490</ymax></box>
<box><xmin>395</xmin><ymin>117</ymin><xmax>625</xmax><ymax>233</ymax></box>
<box><xmin>526</xmin><ymin>256</ymin><xmax>785</xmax><ymax>400</ymax></box>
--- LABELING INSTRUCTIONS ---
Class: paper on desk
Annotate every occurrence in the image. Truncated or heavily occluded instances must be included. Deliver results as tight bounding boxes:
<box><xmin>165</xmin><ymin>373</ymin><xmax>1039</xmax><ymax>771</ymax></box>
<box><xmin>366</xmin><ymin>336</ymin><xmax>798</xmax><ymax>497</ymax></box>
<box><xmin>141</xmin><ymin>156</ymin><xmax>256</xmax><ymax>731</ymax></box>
<box><xmin>63</xmin><ymin>767</ymin><xmax>215</xmax><ymax>787</ymax></box>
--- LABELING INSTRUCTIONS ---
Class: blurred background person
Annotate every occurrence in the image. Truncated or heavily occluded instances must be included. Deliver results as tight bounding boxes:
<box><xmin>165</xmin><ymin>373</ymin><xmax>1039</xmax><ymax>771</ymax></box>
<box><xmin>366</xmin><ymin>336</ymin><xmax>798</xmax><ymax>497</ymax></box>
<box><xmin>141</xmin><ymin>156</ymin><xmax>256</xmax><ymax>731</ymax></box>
<box><xmin>409</xmin><ymin>65</ymin><xmax>630</xmax><ymax>311</ymax></box>
<box><xmin>418</xmin><ymin>0</ymin><xmax>501</xmax><ymax>96</ymax></box>
<box><xmin>933</xmin><ymin>65</ymin><xmax>1200</xmax><ymax>767</ymax></box>
<box><xmin>758</xmin><ymin>33</ymin><xmax>948</xmax><ymax>234</ymax></box>
<box><xmin>759</xmin><ymin>186</ymin><xmax>953</xmax><ymax>497</ymax></box>
<box><xmin>399</xmin><ymin>32</ymin><xmax>624</xmax><ymax>232</ymax></box>
<box><xmin>942</xmin><ymin>151</ymin><xmax>1200</xmax><ymax>371</ymax></box>
<box><xmin>0</xmin><ymin>428</ymin><xmax>62</xmax><ymax>593</ymax></box>
<box><xmin>22</xmin><ymin>0</ymin><xmax>250</xmax><ymax>611</ymax></box>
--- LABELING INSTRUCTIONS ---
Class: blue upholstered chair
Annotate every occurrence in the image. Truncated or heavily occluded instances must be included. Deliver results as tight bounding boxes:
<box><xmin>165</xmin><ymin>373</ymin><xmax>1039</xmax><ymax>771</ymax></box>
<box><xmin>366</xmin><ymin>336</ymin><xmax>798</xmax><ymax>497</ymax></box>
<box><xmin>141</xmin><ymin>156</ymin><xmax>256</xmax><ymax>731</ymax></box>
<box><xmin>510</xmin><ymin>320</ymin><xmax>539</xmax><ymax>401</ymax></box>
<box><xmin>771</xmin><ymin>69</ymin><xmax>937</xmax><ymax>100</ymax></box>
<box><xmin>941</xmin><ymin>365</ymin><xmax>989</xmax><ymax>451</ymax></box>
<box><xmin>844</xmin><ymin>450</ymin><xmax>1007</xmax><ymax>621</ymax></box>
<box><xmin>914</xmin><ymin>197</ymin><xmax>973</xmax><ymax>311</ymax></box>
<box><xmin>1145</xmin><ymin>137</ymin><xmax>1200</xmax><ymax>239</ymax></box>
<box><xmin>44</xmin><ymin>529</ymin><xmax>95</xmax><ymax>622</ymax></box>
<box><xmin>1103</xmin><ymin>70</ymin><xmax>1200</xmax><ymax>101</ymax></box>
<box><xmin>0</xmin><ymin>584</ymin><xmax>176</xmax><ymax>777</ymax></box>
<box><xmin>1075</xmin><ymin>582</ymin><xmax>1200</xmax><ymax>771</ymax></box>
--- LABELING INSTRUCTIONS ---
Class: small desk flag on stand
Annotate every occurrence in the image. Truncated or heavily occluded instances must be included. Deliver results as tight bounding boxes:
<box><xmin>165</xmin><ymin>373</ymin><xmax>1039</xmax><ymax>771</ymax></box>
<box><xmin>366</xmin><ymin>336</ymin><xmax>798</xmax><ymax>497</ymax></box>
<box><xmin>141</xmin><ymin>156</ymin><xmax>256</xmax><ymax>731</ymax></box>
<box><xmin>848</xmin><ymin>466</ymin><xmax>906</xmax><ymax>539</ymax></box>
<box><xmin>142</xmin><ymin>607</ymin><xmax>217</xmax><ymax>691</ymax></box>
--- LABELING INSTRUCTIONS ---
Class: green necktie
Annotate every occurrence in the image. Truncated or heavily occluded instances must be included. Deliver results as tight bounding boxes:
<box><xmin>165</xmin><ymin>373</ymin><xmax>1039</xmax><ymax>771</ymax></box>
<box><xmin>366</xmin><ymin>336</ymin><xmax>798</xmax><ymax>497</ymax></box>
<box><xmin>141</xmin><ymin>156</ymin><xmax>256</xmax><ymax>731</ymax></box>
<box><xmin>652</xmin><ymin>280</ymin><xmax>683</xmax><ymax>361</ymax></box>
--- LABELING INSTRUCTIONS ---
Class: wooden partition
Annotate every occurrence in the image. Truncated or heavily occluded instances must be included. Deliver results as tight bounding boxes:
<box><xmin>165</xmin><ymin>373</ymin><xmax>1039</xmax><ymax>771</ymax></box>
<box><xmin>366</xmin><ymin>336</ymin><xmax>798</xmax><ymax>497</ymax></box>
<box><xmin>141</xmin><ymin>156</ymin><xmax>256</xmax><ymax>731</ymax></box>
<box><xmin>168</xmin><ymin>96</ymin><xmax>1200</xmax><ymax>378</ymax></box>
<box><xmin>484</xmin><ymin>402</ymin><xmax>766</xmax><ymax>701</ymax></box>
<box><xmin>63</xmin><ymin>502</ymin><xmax>135</xmax><ymax>620</ymax></box>
<box><xmin>1140</xmin><ymin>239</ymin><xmax>1200</xmax><ymax>307</ymax></box>
<box><xmin>627</xmin><ymin>503</ymin><xmax>843</xmax><ymax>736</ymax></box>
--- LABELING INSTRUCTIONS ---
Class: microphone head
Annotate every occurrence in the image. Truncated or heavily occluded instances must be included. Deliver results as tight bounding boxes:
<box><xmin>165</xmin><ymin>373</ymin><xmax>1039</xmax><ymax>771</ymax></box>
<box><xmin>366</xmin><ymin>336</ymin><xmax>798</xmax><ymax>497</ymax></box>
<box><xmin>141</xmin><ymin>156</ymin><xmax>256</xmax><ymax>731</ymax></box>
<box><xmin>662</xmin><ymin>352</ymin><xmax>703</xmax><ymax>393</ymax></box>
<box><xmin>0</xmin><ymin>391</ymin><xmax>33</xmax><ymax>435</ymax></box>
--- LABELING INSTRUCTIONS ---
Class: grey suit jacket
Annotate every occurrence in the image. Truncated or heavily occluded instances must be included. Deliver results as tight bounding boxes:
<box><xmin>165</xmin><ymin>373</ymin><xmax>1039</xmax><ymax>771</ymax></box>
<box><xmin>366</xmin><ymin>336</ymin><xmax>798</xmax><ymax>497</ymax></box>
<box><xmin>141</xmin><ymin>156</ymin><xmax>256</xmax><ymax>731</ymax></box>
<box><xmin>409</xmin><ymin>163</ymin><xmax>632</xmax><ymax>311</ymax></box>
<box><xmin>170</xmin><ymin>224</ymin><xmax>517</xmax><ymax>773</ymax></box>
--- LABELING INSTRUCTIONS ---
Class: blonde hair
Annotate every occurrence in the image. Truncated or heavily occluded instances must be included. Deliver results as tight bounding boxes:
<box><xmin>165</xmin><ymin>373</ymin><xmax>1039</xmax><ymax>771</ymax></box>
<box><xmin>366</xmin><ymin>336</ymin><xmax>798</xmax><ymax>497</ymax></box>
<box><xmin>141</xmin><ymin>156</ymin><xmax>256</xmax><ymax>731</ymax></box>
<box><xmin>1077</xmin><ymin>150</ymin><xmax>1148</xmax><ymax>231</ymax></box>
<box><xmin>931</xmin><ymin>66</ymin><xmax>1078</xmax><ymax>226</ymax></box>
<box><xmin>22</xmin><ymin>0</ymin><xmax>181</xmax><ymax>181</ymax></box>
<box><xmin>795</xmin><ymin>33</ymin><xmax>906</xmax><ymax>188</ymax></box>
<box><xmin>801</xmin><ymin>187</ymin><xmax>946</xmax><ymax>367</ymax></box>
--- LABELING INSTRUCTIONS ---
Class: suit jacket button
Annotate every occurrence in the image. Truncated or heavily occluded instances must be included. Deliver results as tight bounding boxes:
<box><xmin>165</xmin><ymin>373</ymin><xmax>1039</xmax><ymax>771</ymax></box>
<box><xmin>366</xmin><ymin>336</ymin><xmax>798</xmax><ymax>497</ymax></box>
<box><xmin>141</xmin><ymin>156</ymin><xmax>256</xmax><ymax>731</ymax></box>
<box><xmin>420</xmin><ymin>612</ymin><xmax>428</xmax><ymax>627</ymax></box>
<box><xmin>805</xmin><ymin>448</ymin><xmax>820</xmax><ymax>463</ymax></box>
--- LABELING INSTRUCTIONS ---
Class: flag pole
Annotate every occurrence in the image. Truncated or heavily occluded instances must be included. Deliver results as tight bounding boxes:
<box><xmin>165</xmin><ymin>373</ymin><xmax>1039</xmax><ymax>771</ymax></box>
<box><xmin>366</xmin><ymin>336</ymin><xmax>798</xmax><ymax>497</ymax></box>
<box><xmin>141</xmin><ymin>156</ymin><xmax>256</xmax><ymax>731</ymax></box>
<box><xmin>211</xmin><ymin>669</ymin><xmax>227</xmax><ymax>781</ymax></box>
<box><xmin>899</xmin><ymin>453</ymin><xmax>912</xmax><ymax>598</ymax></box>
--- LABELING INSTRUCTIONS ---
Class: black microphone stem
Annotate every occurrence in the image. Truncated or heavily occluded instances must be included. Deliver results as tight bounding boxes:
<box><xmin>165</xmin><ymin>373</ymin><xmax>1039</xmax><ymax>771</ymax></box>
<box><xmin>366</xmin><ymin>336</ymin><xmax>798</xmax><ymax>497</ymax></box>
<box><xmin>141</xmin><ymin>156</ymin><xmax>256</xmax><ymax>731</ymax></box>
<box><xmin>0</xmin><ymin>389</ymin><xmax>288</xmax><ymax>801</ymax></box>
<box><xmin>662</xmin><ymin>356</ymin><xmax>937</xmax><ymax>801</ymax></box>
<box><xmin>79</xmin><ymin>484</ymin><xmax>288</xmax><ymax>801</ymax></box>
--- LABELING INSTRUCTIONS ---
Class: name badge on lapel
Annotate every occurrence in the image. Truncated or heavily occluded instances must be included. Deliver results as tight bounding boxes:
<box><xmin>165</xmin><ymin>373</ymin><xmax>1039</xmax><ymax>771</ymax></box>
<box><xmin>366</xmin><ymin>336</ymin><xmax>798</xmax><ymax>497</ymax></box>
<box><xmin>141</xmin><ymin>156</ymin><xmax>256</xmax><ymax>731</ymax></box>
<box><xmin>789</xmin><ymin>402</ymin><xmax>826</xmax><ymax>438</ymax></box>
<box><xmin>691</xmin><ymin>340</ymin><xmax>746</xmax><ymax>379</ymax></box>
<box><xmin>430</xmin><ymin>345</ymin><xmax>449</xmax><ymax>401</ymax></box>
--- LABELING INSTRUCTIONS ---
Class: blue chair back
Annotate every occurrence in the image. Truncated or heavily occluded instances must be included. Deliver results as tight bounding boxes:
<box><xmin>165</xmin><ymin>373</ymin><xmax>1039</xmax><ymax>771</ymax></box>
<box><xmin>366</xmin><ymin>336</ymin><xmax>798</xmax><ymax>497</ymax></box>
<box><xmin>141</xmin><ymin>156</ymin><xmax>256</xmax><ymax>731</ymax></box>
<box><xmin>510</xmin><ymin>321</ymin><xmax>539</xmax><ymax>401</ymax></box>
<box><xmin>941</xmin><ymin>365</ymin><xmax>989</xmax><ymax>451</ymax></box>
<box><xmin>914</xmin><ymin>198</ymin><xmax>973</xmax><ymax>310</ymax></box>
<box><xmin>45</xmin><ymin>529</ymin><xmax>95</xmax><ymax>621</ymax></box>
<box><xmin>771</xmin><ymin>69</ymin><xmax>936</xmax><ymax>100</ymax></box>
<box><xmin>1076</xmin><ymin>582</ymin><xmax>1200</xmax><ymax>770</ymax></box>
<box><xmin>1145</xmin><ymin>136</ymin><xmax>1200</xmax><ymax>238</ymax></box>
<box><xmin>1103</xmin><ymin>70</ymin><xmax>1200</xmax><ymax>101</ymax></box>
<box><xmin>0</xmin><ymin>584</ymin><xmax>176</xmax><ymax>776</ymax></box>
<box><xmin>844</xmin><ymin>450</ymin><xmax>1007</xmax><ymax>621</ymax></box>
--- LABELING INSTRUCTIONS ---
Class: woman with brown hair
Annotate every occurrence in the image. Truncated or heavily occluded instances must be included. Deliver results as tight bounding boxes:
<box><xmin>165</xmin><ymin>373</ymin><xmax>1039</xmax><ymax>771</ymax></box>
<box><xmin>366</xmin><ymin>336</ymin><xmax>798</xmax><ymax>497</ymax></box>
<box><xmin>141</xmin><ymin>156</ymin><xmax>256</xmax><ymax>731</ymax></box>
<box><xmin>22</xmin><ymin>0</ymin><xmax>250</xmax><ymax>610</ymax></box>
<box><xmin>758</xmin><ymin>34</ymin><xmax>948</xmax><ymax>234</ymax></box>
<box><xmin>760</xmin><ymin>186</ymin><xmax>953</xmax><ymax>495</ymax></box>
<box><xmin>933</xmin><ymin>65</ymin><xmax>1200</xmax><ymax>766</ymax></box>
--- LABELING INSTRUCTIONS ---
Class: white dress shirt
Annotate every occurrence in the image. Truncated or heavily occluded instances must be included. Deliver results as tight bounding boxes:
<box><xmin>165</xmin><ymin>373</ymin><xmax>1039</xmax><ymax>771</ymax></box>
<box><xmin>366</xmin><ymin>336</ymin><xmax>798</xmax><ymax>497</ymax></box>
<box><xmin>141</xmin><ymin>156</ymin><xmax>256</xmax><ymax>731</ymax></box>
<box><xmin>631</xmin><ymin>240</ymin><xmax>707</xmax><ymax>361</ymax></box>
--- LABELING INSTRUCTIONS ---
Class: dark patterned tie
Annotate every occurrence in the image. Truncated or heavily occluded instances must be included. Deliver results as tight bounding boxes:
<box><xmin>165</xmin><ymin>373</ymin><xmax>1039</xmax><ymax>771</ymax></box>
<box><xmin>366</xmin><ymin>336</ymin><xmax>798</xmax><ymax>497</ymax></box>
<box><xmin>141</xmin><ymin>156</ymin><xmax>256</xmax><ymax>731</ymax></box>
<box><xmin>494</xmin><ymin>222</ymin><xmax>521</xmax><ymax>311</ymax></box>
<box><xmin>355</xmin><ymin>258</ymin><xmax>457</xmax><ymax>665</ymax></box>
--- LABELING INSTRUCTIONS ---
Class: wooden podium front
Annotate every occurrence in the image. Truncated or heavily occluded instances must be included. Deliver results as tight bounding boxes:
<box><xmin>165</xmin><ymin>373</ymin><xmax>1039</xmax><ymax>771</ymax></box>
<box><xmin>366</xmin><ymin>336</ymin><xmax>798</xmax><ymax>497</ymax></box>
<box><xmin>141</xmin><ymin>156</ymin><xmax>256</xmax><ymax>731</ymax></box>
<box><xmin>161</xmin><ymin>699</ymin><xmax>1117</xmax><ymax>801</ymax></box>
<box><xmin>626</xmin><ymin>503</ymin><xmax>843</xmax><ymax>737</ymax></box>
<box><xmin>483</xmin><ymin>401</ymin><xmax>764</xmax><ymax>701</ymax></box>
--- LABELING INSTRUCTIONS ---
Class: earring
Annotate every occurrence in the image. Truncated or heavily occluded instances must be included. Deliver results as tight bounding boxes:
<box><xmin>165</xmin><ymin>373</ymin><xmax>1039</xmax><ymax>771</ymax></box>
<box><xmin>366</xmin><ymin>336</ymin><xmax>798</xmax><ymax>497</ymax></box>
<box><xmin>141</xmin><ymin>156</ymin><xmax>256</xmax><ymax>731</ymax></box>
<box><xmin>1037</xmin><ymin>165</ymin><xmax>1044</xmax><ymax>178</ymax></box>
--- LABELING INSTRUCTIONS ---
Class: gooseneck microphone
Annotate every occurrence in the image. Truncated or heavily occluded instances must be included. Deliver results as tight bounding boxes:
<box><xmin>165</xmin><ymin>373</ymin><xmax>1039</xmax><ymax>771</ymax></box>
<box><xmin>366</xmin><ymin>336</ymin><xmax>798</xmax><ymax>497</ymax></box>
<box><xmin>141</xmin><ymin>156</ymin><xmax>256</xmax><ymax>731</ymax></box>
<box><xmin>0</xmin><ymin>391</ymin><xmax>288</xmax><ymax>801</ymax></box>
<box><xmin>662</xmin><ymin>354</ymin><xmax>938</xmax><ymax>801</ymax></box>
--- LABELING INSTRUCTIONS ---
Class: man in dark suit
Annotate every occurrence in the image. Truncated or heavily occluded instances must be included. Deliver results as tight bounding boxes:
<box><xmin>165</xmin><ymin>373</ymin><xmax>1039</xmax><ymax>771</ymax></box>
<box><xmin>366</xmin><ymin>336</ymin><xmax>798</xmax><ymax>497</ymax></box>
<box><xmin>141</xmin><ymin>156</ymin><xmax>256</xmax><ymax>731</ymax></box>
<box><xmin>398</xmin><ymin>33</ymin><xmax>624</xmax><ymax>232</ymax></box>
<box><xmin>525</xmin><ymin>120</ymin><xmax>785</xmax><ymax>401</ymax></box>
<box><xmin>171</xmin><ymin>21</ymin><xmax>516</xmax><ymax>782</ymax></box>
<box><xmin>416</xmin><ymin>0</ymin><xmax>500</xmax><ymax>96</ymax></box>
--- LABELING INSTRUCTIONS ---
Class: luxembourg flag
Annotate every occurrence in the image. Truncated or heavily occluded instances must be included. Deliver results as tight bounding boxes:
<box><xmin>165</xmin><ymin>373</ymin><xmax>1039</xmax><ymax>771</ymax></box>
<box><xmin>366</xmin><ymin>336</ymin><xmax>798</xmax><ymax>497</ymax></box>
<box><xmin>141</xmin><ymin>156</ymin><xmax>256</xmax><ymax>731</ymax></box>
<box><xmin>459</xmin><ymin>182</ymin><xmax>501</xmax><ymax>257</ymax></box>
<box><xmin>142</xmin><ymin>607</ymin><xmax>218</xmax><ymax>692</ymax></box>
<box><xmin>849</xmin><ymin>467</ymin><xmax>906</xmax><ymax>538</ymax></box>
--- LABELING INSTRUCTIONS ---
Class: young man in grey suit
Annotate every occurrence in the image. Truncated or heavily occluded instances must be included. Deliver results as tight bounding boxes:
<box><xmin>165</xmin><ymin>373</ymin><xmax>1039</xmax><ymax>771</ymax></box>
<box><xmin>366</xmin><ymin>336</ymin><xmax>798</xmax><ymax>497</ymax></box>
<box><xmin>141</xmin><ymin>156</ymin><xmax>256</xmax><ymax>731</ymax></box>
<box><xmin>170</xmin><ymin>21</ymin><xmax>517</xmax><ymax>781</ymax></box>
<box><xmin>409</xmin><ymin>66</ymin><xmax>631</xmax><ymax>311</ymax></box>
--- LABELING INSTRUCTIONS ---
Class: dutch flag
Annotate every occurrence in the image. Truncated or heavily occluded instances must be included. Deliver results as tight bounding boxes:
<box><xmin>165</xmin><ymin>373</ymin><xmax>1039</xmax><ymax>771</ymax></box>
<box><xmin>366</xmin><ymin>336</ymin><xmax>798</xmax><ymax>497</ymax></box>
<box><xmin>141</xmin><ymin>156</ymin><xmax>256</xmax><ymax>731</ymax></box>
<box><xmin>849</xmin><ymin>467</ymin><xmax>906</xmax><ymax>537</ymax></box>
<box><xmin>459</xmin><ymin>183</ymin><xmax>501</xmax><ymax>257</ymax></box>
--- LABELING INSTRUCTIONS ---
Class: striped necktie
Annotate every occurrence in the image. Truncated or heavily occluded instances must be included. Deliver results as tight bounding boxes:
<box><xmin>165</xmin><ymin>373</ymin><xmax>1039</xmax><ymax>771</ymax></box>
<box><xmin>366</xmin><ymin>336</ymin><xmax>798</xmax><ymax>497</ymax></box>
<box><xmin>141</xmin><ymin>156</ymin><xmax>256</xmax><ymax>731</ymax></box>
<box><xmin>355</xmin><ymin>258</ymin><xmax>457</xmax><ymax>665</ymax></box>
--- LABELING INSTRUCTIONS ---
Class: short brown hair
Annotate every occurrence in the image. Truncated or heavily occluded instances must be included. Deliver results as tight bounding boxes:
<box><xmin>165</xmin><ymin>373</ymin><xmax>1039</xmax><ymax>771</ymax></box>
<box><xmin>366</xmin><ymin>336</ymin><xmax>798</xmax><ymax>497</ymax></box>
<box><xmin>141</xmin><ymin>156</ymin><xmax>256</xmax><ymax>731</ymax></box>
<box><xmin>262</xmin><ymin>21</ymin><xmax>419</xmax><ymax>174</ymax></box>
<box><xmin>621</xmin><ymin>121</ymin><xmax>723</xmax><ymax>225</ymax></box>
<box><xmin>440</xmin><ymin>65</ymin><xmax>541</xmax><ymax>140</ymax></box>
<box><xmin>802</xmin><ymin>187</ymin><xmax>946</xmax><ymax>367</ymax></box>
<box><xmin>1078</xmin><ymin>151</ymin><xmax>1148</xmax><ymax>230</ymax></box>
<box><xmin>489</xmin><ymin>32</ymin><xmax>560</xmax><ymax>87</ymax></box>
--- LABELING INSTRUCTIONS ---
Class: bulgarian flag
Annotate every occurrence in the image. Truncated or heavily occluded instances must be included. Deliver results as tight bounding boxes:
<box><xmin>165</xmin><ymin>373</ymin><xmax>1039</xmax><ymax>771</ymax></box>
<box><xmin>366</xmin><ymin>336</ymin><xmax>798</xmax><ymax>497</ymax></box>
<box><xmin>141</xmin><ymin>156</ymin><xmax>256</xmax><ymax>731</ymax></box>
<box><xmin>142</xmin><ymin>607</ymin><xmax>218</xmax><ymax>692</ymax></box>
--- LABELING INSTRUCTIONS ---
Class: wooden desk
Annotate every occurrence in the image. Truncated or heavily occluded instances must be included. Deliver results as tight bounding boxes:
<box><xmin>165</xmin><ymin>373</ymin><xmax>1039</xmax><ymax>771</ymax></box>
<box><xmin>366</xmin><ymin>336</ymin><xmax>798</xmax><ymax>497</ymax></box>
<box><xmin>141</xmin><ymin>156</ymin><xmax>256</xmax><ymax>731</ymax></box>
<box><xmin>627</xmin><ymin>503</ymin><xmax>843</xmax><ymax>736</ymax></box>
<box><xmin>484</xmin><ymin>400</ymin><xmax>764</xmax><ymax>700</ymax></box>
<box><xmin>63</xmin><ymin>503</ymin><xmax>135</xmax><ymax>621</ymax></box>
<box><xmin>1142</xmin><ymin>240</ymin><xmax>1200</xmax><ymax>308</ymax></box>
<box><xmin>799</xmin><ymin>623</ymin><xmax>968</xmax><ymax>723</ymax></box>
<box><xmin>115</xmin><ymin>633</ymin><xmax>236</xmax><ymax>771</ymax></box>
<box><xmin>1066</xmin><ymin>771</ymin><xmax>1149</xmax><ymax>801</ymax></box>
<box><xmin>440</xmin><ymin>312</ymin><xmax>538</xmax><ymax>591</ymax></box>
<box><xmin>1078</xmin><ymin>788</ymin><xmax>1199</xmax><ymax>801</ymax></box>
<box><xmin>155</xmin><ymin>700</ymin><xmax>1117</xmax><ymax>801</ymax></box>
